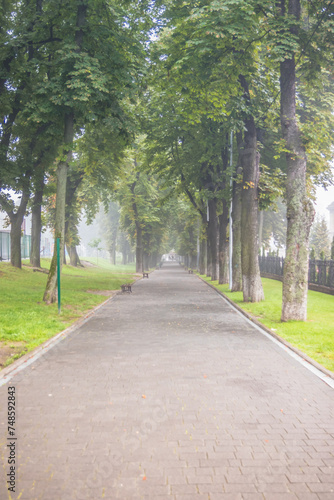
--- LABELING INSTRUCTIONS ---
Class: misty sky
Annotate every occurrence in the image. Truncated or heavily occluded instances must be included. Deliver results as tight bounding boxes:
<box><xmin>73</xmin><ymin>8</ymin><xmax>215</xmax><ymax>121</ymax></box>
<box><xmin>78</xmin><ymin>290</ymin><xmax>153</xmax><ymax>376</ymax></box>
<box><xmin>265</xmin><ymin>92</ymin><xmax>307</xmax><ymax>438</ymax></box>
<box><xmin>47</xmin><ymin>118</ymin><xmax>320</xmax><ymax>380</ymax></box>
<box><xmin>315</xmin><ymin>183</ymin><xmax>334</xmax><ymax>222</ymax></box>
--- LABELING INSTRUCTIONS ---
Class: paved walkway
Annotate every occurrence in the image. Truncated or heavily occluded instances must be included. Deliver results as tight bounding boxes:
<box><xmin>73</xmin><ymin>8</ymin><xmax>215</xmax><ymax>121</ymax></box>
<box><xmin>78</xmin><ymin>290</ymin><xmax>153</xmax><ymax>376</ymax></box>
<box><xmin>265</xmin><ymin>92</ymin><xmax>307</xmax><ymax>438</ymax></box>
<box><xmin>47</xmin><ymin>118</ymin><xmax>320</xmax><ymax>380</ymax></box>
<box><xmin>1</xmin><ymin>263</ymin><xmax>334</xmax><ymax>500</ymax></box>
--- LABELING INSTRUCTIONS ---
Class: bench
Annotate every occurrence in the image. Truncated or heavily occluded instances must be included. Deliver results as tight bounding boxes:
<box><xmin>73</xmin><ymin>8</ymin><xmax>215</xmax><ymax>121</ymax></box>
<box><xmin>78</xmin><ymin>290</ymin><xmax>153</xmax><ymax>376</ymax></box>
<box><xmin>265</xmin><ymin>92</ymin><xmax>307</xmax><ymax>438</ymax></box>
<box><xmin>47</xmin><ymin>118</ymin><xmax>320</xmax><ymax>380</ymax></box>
<box><xmin>143</xmin><ymin>272</ymin><xmax>149</xmax><ymax>278</ymax></box>
<box><xmin>188</xmin><ymin>269</ymin><xmax>193</xmax><ymax>274</ymax></box>
<box><xmin>121</xmin><ymin>284</ymin><xmax>132</xmax><ymax>293</ymax></box>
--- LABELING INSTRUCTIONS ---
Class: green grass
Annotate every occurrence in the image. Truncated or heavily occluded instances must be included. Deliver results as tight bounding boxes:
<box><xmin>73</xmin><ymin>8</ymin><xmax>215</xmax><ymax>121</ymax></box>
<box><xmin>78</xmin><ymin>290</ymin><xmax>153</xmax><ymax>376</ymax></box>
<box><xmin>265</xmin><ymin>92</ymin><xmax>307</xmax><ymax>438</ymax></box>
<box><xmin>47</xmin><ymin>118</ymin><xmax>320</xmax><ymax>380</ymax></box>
<box><xmin>199</xmin><ymin>275</ymin><xmax>334</xmax><ymax>372</ymax></box>
<box><xmin>81</xmin><ymin>256</ymin><xmax>136</xmax><ymax>274</ymax></box>
<box><xmin>0</xmin><ymin>259</ymin><xmax>136</xmax><ymax>367</ymax></box>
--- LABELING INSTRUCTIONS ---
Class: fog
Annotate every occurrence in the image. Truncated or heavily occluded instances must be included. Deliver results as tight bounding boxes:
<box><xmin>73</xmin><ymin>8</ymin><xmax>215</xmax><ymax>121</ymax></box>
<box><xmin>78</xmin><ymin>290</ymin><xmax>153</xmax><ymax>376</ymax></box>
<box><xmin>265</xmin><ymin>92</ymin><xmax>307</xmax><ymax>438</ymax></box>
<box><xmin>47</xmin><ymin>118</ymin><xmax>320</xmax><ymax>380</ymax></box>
<box><xmin>315</xmin><ymin>184</ymin><xmax>334</xmax><ymax>222</ymax></box>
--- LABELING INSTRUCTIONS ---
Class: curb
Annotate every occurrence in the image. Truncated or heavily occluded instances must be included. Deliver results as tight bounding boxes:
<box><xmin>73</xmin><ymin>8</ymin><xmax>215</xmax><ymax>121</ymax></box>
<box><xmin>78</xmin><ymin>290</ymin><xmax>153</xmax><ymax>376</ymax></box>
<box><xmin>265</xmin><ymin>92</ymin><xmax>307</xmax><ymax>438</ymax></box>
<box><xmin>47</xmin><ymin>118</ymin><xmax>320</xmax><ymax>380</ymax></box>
<box><xmin>1</xmin><ymin>272</ymin><xmax>143</xmax><ymax>383</ymax></box>
<box><xmin>0</xmin><ymin>274</ymin><xmax>144</xmax><ymax>384</ymax></box>
<box><xmin>196</xmin><ymin>274</ymin><xmax>334</xmax><ymax>383</ymax></box>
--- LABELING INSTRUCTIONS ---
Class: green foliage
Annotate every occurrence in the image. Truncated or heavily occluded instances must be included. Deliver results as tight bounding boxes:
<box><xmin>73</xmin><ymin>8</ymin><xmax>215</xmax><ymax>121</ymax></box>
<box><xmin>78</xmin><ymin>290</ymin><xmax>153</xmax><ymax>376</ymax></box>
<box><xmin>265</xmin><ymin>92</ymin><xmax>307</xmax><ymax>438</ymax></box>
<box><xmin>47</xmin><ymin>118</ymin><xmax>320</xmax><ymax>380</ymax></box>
<box><xmin>0</xmin><ymin>0</ymin><xmax>149</xmax><ymax>223</ymax></box>
<box><xmin>309</xmin><ymin>215</ymin><xmax>331</xmax><ymax>259</ymax></box>
<box><xmin>166</xmin><ymin>195</ymin><xmax>200</xmax><ymax>258</ymax></box>
<box><xmin>115</xmin><ymin>144</ymin><xmax>170</xmax><ymax>258</ymax></box>
<box><xmin>258</xmin><ymin>166</ymin><xmax>285</xmax><ymax>210</ymax></box>
<box><xmin>260</xmin><ymin>198</ymin><xmax>287</xmax><ymax>249</ymax></box>
<box><xmin>88</xmin><ymin>238</ymin><xmax>102</xmax><ymax>251</ymax></box>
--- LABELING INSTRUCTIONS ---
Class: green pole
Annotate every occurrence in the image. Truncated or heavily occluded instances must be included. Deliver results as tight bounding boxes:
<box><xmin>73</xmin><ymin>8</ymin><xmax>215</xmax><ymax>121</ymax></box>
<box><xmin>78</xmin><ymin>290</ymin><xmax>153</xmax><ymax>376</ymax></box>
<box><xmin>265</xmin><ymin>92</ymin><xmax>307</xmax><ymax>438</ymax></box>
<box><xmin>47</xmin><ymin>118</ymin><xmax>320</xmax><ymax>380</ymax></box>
<box><xmin>57</xmin><ymin>237</ymin><xmax>61</xmax><ymax>314</ymax></box>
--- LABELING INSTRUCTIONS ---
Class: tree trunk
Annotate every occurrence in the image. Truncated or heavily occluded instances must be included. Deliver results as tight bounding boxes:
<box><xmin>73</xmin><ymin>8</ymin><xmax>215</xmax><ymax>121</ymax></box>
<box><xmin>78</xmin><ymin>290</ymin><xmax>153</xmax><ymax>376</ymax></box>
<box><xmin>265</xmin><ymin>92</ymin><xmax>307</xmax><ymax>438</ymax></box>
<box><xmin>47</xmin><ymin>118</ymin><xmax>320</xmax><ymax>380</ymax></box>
<box><xmin>218</xmin><ymin>199</ymin><xmax>229</xmax><ymax>284</ymax></box>
<box><xmin>143</xmin><ymin>252</ymin><xmax>149</xmax><ymax>271</ymax></box>
<box><xmin>9</xmin><ymin>190</ymin><xmax>30</xmax><ymax>269</ymax></box>
<box><xmin>30</xmin><ymin>179</ymin><xmax>44</xmax><ymax>268</ymax></box>
<box><xmin>199</xmin><ymin>214</ymin><xmax>207</xmax><ymax>275</ymax></box>
<box><xmin>231</xmin><ymin>162</ymin><xmax>243</xmax><ymax>292</ymax></box>
<box><xmin>280</xmin><ymin>0</ymin><xmax>314</xmax><ymax>321</ymax></box>
<box><xmin>136</xmin><ymin>224</ymin><xmax>143</xmax><ymax>273</ymax></box>
<box><xmin>67</xmin><ymin>245</ymin><xmax>82</xmax><ymax>267</ymax></box>
<box><xmin>199</xmin><ymin>236</ymin><xmax>206</xmax><ymax>274</ymax></box>
<box><xmin>190</xmin><ymin>253</ymin><xmax>197</xmax><ymax>268</ymax></box>
<box><xmin>43</xmin><ymin>113</ymin><xmax>74</xmax><ymax>303</ymax></box>
<box><xmin>10</xmin><ymin>218</ymin><xmax>23</xmax><ymax>268</ymax></box>
<box><xmin>239</xmin><ymin>76</ymin><xmax>264</xmax><ymax>302</ymax></box>
<box><xmin>207</xmin><ymin>198</ymin><xmax>218</xmax><ymax>280</ymax></box>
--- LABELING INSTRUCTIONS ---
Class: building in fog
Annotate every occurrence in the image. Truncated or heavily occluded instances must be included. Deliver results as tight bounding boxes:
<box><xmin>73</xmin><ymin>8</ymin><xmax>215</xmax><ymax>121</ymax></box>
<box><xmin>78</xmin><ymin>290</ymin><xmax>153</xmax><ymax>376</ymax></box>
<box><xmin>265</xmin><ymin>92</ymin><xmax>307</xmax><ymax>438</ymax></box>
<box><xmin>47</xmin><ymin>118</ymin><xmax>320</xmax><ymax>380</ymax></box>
<box><xmin>0</xmin><ymin>211</ymin><xmax>54</xmax><ymax>261</ymax></box>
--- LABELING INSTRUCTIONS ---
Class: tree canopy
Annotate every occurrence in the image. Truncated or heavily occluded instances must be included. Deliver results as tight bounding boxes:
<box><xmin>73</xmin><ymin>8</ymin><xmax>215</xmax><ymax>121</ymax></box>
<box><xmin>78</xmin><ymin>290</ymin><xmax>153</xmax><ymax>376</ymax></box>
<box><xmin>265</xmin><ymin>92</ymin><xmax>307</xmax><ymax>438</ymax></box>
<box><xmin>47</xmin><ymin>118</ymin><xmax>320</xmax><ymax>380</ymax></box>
<box><xmin>1</xmin><ymin>0</ymin><xmax>333</xmax><ymax>320</ymax></box>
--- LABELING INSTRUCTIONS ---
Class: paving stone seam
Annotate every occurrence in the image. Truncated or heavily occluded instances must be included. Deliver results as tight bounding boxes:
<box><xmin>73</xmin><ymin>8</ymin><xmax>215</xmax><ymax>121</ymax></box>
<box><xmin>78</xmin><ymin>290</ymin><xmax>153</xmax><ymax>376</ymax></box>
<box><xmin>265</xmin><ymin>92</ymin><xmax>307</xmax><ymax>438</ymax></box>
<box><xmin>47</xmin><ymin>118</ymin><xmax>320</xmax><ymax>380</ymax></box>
<box><xmin>196</xmin><ymin>274</ymin><xmax>334</xmax><ymax>389</ymax></box>
<box><xmin>0</xmin><ymin>290</ymin><xmax>123</xmax><ymax>387</ymax></box>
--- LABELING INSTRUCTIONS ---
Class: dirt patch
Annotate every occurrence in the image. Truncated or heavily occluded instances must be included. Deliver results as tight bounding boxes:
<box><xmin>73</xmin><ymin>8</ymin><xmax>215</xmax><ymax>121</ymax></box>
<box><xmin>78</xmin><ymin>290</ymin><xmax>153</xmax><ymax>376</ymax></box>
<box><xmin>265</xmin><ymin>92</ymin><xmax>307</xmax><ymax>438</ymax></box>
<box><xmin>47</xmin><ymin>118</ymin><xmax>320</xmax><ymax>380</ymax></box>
<box><xmin>86</xmin><ymin>289</ymin><xmax>119</xmax><ymax>297</ymax></box>
<box><xmin>81</xmin><ymin>261</ymin><xmax>97</xmax><ymax>267</ymax></box>
<box><xmin>0</xmin><ymin>341</ymin><xmax>28</xmax><ymax>369</ymax></box>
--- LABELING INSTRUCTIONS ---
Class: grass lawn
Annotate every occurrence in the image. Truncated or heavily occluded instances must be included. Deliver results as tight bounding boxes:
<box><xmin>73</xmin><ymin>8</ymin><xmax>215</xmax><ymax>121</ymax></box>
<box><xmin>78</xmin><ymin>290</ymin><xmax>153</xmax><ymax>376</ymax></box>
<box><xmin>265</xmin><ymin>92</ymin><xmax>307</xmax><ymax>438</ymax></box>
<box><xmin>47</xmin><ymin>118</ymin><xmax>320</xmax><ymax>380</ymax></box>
<box><xmin>0</xmin><ymin>259</ymin><xmax>136</xmax><ymax>368</ymax></box>
<box><xmin>81</xmin><ymin>256</ymin><xmax>136</xmax><ymax>273</ymax></box>
<box><xmin>199</xmin><ymin>275</ymin><xmax>334</xmax><ymax>373</ymax></box>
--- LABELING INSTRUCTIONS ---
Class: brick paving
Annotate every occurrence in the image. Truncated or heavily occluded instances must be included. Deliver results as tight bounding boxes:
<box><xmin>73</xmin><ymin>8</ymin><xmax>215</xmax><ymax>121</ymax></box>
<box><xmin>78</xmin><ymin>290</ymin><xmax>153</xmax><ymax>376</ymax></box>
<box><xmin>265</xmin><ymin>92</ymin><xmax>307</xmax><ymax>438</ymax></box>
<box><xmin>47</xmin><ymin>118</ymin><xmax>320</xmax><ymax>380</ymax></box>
<box><xmin>0</xmin><ymin>262</ymin><xmax>334</xmax><ymax>500</ymax></box>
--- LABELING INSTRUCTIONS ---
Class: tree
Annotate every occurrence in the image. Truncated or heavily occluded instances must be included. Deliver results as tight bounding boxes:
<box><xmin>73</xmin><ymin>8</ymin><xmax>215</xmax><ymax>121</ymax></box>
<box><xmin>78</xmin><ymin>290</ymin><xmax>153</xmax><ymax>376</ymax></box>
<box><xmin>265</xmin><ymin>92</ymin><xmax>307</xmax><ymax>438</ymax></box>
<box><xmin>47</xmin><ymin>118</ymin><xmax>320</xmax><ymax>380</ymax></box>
<box><xmin>43</xmin><ymin>0</ymin><xmax>148</xmax><ymax>302</ymax></box>
<box><xmin>88</xmin><ymin>238</ymin><xmax>102</xmax><ymax>264</ymax></box>
<box><xmin>0</xmin><ymin>0</ymin><xmax>63</xmax><ymax>268</ymax></box>
<box><xmin>147</xmin><ymin>0</ymin><xmax>269</xmax><ymax>300</ymax></box>
<box><xmin>276</xmin><ymin>0</ymin><xmax>315</xmax><ymax>320</ymax></box>
<box><xmin>100</xmin><ymin>202</ymin><xmax>120</xmax><ymax>265</ymax></box>
<box><xmin>116</xmin><ymin>150</ymin><xmax>168</xmax><ymax>273</ymax></box>
<box><xmin>309</xmin><ymin>215</ymin><xmax>331</xmax><ymax>259</ymax></box>
<box><xmin>259</xmin><ymin>199</ymin><xmax>287</xmax><ymax>252</ymax></box>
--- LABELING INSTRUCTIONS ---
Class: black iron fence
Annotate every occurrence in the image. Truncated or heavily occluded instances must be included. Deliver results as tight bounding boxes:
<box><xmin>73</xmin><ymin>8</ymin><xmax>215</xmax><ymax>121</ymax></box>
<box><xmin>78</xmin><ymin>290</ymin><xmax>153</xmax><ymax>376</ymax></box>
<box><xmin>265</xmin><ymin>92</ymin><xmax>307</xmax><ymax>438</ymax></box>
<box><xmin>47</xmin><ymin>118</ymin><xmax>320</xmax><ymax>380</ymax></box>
<box><xmin>259</xmin><ymin>255</ymin><xmax>334</xmax><ymax>291</ymax></box>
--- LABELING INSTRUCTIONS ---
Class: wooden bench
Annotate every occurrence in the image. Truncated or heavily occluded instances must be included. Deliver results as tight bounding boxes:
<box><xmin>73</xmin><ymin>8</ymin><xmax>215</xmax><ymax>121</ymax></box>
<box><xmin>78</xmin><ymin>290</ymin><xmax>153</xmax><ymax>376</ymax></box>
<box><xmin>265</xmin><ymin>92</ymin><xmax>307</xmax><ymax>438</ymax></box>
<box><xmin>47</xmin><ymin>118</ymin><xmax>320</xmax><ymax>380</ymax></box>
<box><xmin>121</xmin><ymin>284</ymin><xmax>132</xmax><ymax>293</ymax></box>
<box><xmin>188</xmin><ymin>269</ymin><xmax>193</xmax><ymax>274</ymax></box>
<box><xmin>143</xmin><ymin>272</ymin><xmax>149</xmax><ymax>278</ymax></box>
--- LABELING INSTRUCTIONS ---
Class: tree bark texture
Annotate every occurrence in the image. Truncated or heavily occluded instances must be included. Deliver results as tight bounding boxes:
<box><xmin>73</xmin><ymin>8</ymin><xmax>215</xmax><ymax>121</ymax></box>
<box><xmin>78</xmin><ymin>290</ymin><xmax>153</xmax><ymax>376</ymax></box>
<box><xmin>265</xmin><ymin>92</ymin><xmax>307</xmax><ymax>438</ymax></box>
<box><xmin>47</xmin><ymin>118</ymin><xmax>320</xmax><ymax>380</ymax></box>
<box><xmin>231</xmin><ymin>133</ymin><xmax>243</xmax><ymax>292</ymax></box>
<box><xmin>199</xmin><ymin>236</ymin><xmax>206</xmax><ymax>274</ymax></box>
<box><xmin>239</xmin><ymin>76</ymin><xmax>264</xmax><ymax>302</ymax></box>
<box><xmin>199</xmin><ymin>214</ymin><xmax>207</xmax><ymax>274</ymax></box>
<box><xmin>231</xmin><ymin>165</ymin><xmax>243</xmax><ymax>292</ymax></box>
<box><xmin>207</xmin><ymin>198</ymin><xmax>218</xmax><ymax>280</ymax></box>
<box><xmin>280</xmin><ymin>0</ymin><xmax>315</xmax><ymax>321</ymax></box>
<box><xmin>30</xmin><ymin>181</ymin><xmax>44</xmax><ymax>268</ymax></box>
<box><xmin>218</xmin><ymin>199</ymin><xmax>229</xmax><ymax>284</ymax></box>
<box><xmin>43</xmin><ymin>113</ymin><xmax>74</xmax><ymax>303</ymax></box>
<box><xmin>67</xmin><ymin>245</ymin><xmax>82</xmax><ymax>267</ymax></box>
<box><xmin>9</xmin><ymin>189</ymin><xmax>30</xmax><ymax>269</ymax></box>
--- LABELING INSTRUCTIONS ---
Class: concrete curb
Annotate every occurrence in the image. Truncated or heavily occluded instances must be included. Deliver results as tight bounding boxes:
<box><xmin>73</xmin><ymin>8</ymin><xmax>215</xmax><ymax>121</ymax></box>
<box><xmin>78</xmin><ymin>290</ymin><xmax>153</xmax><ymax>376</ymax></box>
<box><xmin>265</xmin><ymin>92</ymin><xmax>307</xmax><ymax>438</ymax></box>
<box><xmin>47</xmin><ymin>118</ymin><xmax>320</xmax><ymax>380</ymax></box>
<box><xmin>0</xmin><ymin>274</ymin><xmax>142</xmax><ymax>384</ymax></box>
<box><xmin>196</xmin><ymin>274</ymin><xmax>334</xmax><ymax>384</ymax></box>
<box><xmin>0</xmin><ymin>293</ymin><xmax>121</xmax><ymax>384</ymax></box>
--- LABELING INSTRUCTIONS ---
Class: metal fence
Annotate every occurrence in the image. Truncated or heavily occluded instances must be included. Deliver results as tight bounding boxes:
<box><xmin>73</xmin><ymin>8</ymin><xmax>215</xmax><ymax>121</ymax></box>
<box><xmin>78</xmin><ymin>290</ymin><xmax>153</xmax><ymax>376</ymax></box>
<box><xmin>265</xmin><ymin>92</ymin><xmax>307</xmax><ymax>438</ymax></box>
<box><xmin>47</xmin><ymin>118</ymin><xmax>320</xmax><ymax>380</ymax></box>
<box><xmin>0</xmin><ymin>231</ymin><xmax>10</xmax><ymax>261</ymax></box>
<box><xmin>0</xmin><ymin>231</ymin><xmax>32</xmax><ymax>261</ymax></box>
<box><xmin>21</xmin><ymin>234</ymin><xmax>31</xmax><ymax>259</ymax></box>
<box><xmin>259</xmin><ymin>255</ymin><xmax>334</xmax><ymax>290</ymax></box>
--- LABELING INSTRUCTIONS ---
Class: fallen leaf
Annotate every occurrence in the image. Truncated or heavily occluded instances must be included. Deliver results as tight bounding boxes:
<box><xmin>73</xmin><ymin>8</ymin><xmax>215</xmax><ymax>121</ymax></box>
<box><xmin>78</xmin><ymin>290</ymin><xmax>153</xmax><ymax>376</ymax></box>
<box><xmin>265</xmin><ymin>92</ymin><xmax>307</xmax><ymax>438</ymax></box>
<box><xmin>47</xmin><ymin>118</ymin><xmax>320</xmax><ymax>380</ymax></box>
<box><xmin>142</xmin><ymin>395</ymin><xmax>146</xmax><ymax>399</ymax></box>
